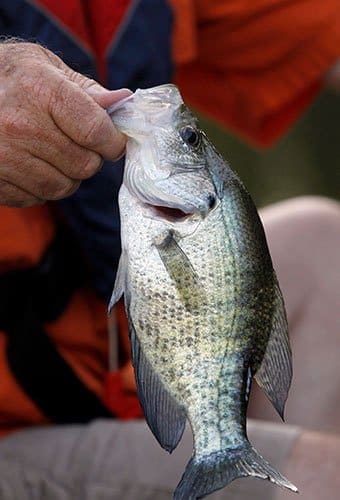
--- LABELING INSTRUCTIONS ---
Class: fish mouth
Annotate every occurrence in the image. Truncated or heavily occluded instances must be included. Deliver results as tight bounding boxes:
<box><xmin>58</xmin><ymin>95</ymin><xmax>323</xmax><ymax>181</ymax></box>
<box><xmin>146</xmin><ymin>194</ymin><xmax>217</xmax><ymax>222</ymax></box>
<box><xmin>149</xmin><ymin>204</ymin><xmax>192</xmax><ymax>222</ymax></box>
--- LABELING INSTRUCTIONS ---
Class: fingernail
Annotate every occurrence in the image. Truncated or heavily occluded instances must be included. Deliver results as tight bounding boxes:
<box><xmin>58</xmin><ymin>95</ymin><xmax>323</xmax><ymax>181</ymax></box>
<box><xmin>91</xmin><ymin>87</ymin><xmax>133</xmax><ymax>109</ymax></box>
<box><xmin>111</xmin><ymin>88</ymin><xmax>133</xmax><ymax>99</ymax></box>
<box><xmin>112</xmin><ymin>151</ymin><xmax>126</xmax><ymax>163</ymax></box>
<box><xmin>107</xmin><ymin>93</ymin><xmax>134</xmax><ymax>115</ymax></box>
<box><xmin>112</xmin><ymin>144</ymin><xmax>126</xmax><ymax>163</ymax></box>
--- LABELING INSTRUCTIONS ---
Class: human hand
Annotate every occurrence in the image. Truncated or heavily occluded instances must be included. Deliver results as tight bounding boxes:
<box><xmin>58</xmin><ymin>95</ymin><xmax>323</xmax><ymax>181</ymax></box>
<box><xmin>0</xmin><ymin>42</ymin><xmax>131</xmax><ymax>207</ymax></box>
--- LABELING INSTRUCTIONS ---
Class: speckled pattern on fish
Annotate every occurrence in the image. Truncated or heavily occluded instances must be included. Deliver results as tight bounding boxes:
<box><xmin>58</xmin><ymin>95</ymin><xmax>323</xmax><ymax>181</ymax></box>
<box><xmin>109</xmin><ymin>84</ymin><xmax>297</xmax><ymax>499</ymax></box>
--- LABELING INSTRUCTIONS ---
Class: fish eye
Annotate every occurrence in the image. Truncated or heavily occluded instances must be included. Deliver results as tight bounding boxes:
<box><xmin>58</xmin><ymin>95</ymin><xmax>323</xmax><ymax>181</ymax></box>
<box><xmin>180</xmin><ymin>126</ymin><xmax>201</xmax><ymax>148</ymax></box>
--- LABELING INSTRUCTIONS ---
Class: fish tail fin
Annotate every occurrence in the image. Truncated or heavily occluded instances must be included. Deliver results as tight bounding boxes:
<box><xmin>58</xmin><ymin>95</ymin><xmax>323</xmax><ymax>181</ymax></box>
<box><xmin>174</xmin><ymin>442</ymin><xmax>298</xmax><ymax>500</ymax></box>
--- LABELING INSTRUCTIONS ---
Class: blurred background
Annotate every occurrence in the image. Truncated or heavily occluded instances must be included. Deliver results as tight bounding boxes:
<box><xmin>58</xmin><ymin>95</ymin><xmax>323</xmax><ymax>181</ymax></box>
<box><xmin>199</xmin><ymin>90</ymin><xmax>340</xmax><ymax>207</ymax></box>
<box><xmin>0</xmin><ymin>1</ymin><xmax>339</xmax><ymax>498</ymax></box>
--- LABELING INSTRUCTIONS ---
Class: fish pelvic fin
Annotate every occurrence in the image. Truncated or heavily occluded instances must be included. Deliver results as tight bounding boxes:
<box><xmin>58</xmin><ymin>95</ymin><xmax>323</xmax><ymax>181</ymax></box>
<box><xmin>108</xmin><ymin>252</ymin><xmax>127</xmax><ymax>313</ymax></box>
<box><xmin>254</xmin><ymin>278</ymin><xmax>292</xmax><ymax>420</ymax></box>
<box><xmin>174</xmin><ymin>442</ymin><xmax>298</xmax><ymax>500</ymax></box>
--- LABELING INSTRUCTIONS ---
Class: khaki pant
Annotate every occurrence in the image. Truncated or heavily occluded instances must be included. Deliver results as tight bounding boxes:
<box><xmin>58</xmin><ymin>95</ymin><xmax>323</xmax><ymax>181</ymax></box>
<box><xmin>0</xmin><ymin>419</ymin><xmax>340</xmax><ymax>499</ymax></box>
<box><xmin>0</xmin><ymin>419</ymin><xmax>303</xmax><ymax>500</ymax></box>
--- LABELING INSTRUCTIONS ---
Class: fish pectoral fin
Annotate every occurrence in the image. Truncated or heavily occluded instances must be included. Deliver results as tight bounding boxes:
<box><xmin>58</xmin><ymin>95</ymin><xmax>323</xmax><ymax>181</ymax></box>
<box><xmin>254</xmin><ymin>280</ymin><xmax>292</xmax><ymax>420</ymax></box>
<box><xmin>108</xmin><ymin>253</ymin><xmax>127</xmax><ymax>313</ymax></box>
<box><xmin>129</xmin><ymin>318</ymin><xmax>186</xmax><ymax>452</ymax></box>
<box><xmin>154</xmin><ymin>230</ymin><xmax>205</xmax><ymax>312</ymax></box>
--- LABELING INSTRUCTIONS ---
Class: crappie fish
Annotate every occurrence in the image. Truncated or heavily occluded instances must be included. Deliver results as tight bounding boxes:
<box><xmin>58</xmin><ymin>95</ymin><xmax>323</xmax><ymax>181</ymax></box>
<box><xmin>108</xmin><ymin>84</ymin><xmax>298</xmax><ymax>499</ymax></box>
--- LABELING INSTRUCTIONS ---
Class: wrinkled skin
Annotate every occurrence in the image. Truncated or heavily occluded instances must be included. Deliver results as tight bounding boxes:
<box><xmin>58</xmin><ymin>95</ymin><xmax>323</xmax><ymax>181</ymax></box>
<box><xmin>0</xmin><ymin>42</ymin><xmax>130</xmax><ymax>206</ymax></box>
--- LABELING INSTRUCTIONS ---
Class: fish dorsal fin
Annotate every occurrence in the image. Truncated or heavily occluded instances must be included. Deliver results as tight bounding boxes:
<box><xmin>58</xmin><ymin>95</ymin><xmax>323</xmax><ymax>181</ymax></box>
<box><xmin>154</xmin><ymin>230</ymin><xmax>206</xmax><ymax>312</ymax></box>
<box><xmin>108</xmin><ymin>253</ymin><xmax>127</xmax><ymax>313</ymax></box>
<box><xmin>129</xmin><ymin>317</ymin><xmax>186</xmax><ymax>452</ymax></box>
<box><xmin>254</xmin><ymin>279</ymin><xmax>292</xmax><ymax>420</ymax></box>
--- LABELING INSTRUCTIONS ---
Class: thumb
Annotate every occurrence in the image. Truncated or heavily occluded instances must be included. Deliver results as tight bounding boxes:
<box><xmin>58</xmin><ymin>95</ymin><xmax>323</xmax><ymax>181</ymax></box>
<box><xmin>43</xmin><ymin>48</ymin><xmax>134</xmax><ymax>109</ymax></box>
<box><xmin>67</xmin><ymin>71</ymin><xmax>133</xmax><ymax>108</ymax></box>
<box><xmin>85</xmin><ymin>83</ymin><xmax>133</xmax><ymax>109</ymax></box>
<box><xmin>51</xmin><ymin>67</ymin><xmax>132</xmax><ymax>159</ymax></box>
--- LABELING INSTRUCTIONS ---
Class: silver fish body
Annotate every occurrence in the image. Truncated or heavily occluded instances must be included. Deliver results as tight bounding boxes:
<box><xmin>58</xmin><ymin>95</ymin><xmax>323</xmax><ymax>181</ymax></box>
<box><xmin>109</xmin><ymin>84</ymin><xmax>297</xmax><ymax>499</ymax></box>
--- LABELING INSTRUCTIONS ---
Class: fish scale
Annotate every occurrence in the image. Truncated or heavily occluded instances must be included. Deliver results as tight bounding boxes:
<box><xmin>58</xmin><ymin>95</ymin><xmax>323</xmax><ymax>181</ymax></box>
<box><xmin>127</xmin><ymin>195</ymin><xmax>249</xmax><ymax>455</ymax></box>
<box><xmin>109</xmin><ymin>84</ymin><xmax>297</xmax><ymax>499</ymax></box>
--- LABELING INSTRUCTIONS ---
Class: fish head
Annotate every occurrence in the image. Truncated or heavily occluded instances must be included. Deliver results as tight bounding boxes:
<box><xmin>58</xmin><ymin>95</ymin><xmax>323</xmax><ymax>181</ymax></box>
<box><xmin>109</xmin><ymin>84</ymin><xmax>218</xmax><ymax>221</ymax></box>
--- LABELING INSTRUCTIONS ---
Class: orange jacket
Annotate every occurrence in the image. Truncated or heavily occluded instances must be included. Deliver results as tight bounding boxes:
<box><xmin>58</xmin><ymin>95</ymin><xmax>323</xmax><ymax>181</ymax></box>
<box><xmin>0</xmin><ymin>205</ymin><xmax>140</xmax><ymax>436</ymax></box>
<box><xmin>170</xmin><ymin>0</ymin><xmax>340</xmax><ymax>147</ymax></box>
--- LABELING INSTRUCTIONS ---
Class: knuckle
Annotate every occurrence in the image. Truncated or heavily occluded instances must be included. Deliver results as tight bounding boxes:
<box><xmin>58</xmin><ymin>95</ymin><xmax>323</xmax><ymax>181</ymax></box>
<box><xmin>48</xmin><ymin>82</ymin><xmax>76</xmax><ymax>121</ymax></box>
<box><xmin>1</xmin><ymin>110</ymin><xmax>32</xmax><ymax>139</ymax></box>
<box><xmin>14</xmin><ymin>196</ymin><xmax>42</xmax><ymax>208</ymax></box>
<box><xmin>29</xmin><ymin>171</ymin><xmax>61</xmax><ymax>200</ymax></box>
<box><xmin>81</xmin><ymin>113</ymin><xmax>108</xmax><ymax>149</ymax></box>
<box><xmin>56</xmin><ymin>142</ymin><xmax>102</xmax><ymax>180</ymax></box>
<box><xmin>46</xmin><ymin>178</ymin><xmax>80</xmax><ymax>200</ymax></box>
<box><xmin>20</xmin><ymin>69</ymin><xmax>67</xmax><ymax>116</ymax></box>
<box><xmin>0</xmin><ymin>179</ymin><xmax>10</xmax><ymax>197</ymax></box>
<box><xmin>49</xmin><ymin>77</ymin><xmax>68</xmax><ymax>109</ymax></box>
<box><xmin>20</xmin><ymin>70</ymin><xmax>50</xmax><ymax>103</ymax></box>
<box><xmin>0</xmin><ymin>179</ymin><xmax>39</xmax><ymax>207</ymax></box>
<box><xmin>72</xmin><ymin>73</ymin><xmax>96</xmax><ymax>88</ymax></box>
<box><xmin>79</xmin><ymin>152</ymin><xmax>102</xmax><ymax>179</ymax></box>
<box><xmin>0</xmin><ymin>147</ymin><xmax>11</xmax><ymax>166</ymax></box>
<box><xmin>20</xmin><ymin>71</ymin><xmax>39</xmax><ymax>94</ymax></box>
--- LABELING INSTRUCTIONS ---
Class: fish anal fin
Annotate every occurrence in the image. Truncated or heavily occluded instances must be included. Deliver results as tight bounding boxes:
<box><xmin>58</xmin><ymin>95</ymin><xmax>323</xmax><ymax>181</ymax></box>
<box><xmin>129</xmin><ymin>319</ymin><xmax>186</xmax><ymax>452</ymax></box>
<box><xmin>254</xmin><ymin>280</ymin><xmax>292</xmax><ymax>420</ymax></box>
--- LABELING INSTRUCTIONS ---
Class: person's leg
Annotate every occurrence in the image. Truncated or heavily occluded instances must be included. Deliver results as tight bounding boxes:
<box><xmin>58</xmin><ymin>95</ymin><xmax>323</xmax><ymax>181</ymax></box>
<box><xmin>249</xmin><ymin>196</ymin><xmax>340</xmax><ymax>433</ymax></box>
<box><xmin>0</xmin><ymin>420</ymin><xmax>181</xmax><ymax>500</ymax></box>
<box><xmin>275</xmin><ymin>428</ymin><xmax>340</xmax><ymax>500</ymax></box>
<box><xmin>0</xmin><ymin>419</ymin><xmax>299</xmax><ymax>500</ymax></box>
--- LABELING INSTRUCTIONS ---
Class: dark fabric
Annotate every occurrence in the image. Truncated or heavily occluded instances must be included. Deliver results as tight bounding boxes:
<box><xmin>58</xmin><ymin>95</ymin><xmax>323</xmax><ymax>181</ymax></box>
<box><xmin>0</xmin><ymin>229</ymin><xmax>113</xmax><ymax>423</ymax></box>
<box><xmin>0</xmin><ymin>0</ymin><xmax>97</xmax><ymax>80</ymax></box>
<box><xmin>57</xmin><ymin>160</ymin><xmax>125</xmax><ymax>302</ymax></box>
<box><xmin>0</xmin><ymin>0</ymin><xmax>173</xmax><ymax>301</ymax></box>
<box><xmin>58</xmin><ymin>0</ymin><xmax>173</xmax><ymax>301</ymax></box>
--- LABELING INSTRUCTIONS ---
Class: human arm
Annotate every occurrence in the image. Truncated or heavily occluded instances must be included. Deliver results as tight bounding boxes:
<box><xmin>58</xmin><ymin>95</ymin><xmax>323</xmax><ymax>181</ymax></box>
<box><xmin>0</xmin><ymin>42</ymin><xmax>130</xmax><ymax>206</ymax></box>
